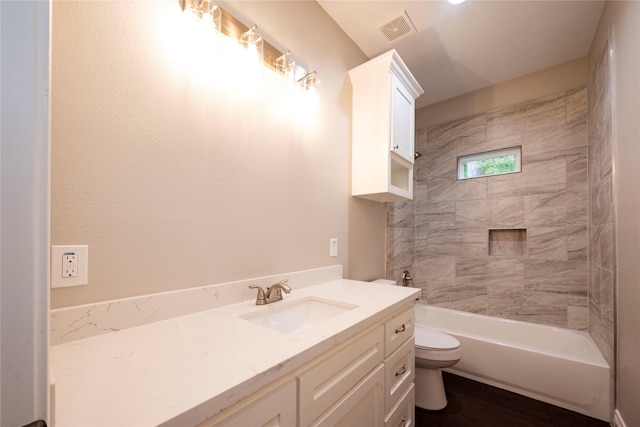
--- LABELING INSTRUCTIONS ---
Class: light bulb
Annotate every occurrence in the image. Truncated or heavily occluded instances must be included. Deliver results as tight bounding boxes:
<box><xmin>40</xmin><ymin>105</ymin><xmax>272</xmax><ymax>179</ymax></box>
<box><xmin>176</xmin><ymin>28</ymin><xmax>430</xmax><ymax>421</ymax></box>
<box><xmin>240</xmin><ymin>25</ymin><xmax>263</xmax><ymax>64</ymax></box>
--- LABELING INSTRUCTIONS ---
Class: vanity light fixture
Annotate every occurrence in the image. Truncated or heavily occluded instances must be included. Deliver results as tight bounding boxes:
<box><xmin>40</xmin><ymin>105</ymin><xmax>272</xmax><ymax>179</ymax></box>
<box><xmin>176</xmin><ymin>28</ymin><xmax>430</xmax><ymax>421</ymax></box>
<box><xmin>240</xmin><ymin>25</ymin><xmax>264</xmax><ymax>64</ymax></box>
<box><xmin>190</xmin><ymin>0</ymin><xmax>221</xmax><ymax>31</ymax></box>
<box><xmin>276</xmin><ymin>50</ymin><xmax>296</xmax><ymax>83</ymax></box>
<box><xmin>298</xmin><ymin>70</ymin><xmax>320</xmax><ymax>92</ymax></box>
<box><xmin>178</xmin><ymin>0</ymin><xmax>320</xmax><ymax>94</ymax></box>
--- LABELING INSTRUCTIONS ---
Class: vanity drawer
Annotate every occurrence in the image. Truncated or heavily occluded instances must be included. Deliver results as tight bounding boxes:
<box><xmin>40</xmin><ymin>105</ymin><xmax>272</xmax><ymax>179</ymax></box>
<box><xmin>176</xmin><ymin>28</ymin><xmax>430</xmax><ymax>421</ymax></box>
<box><xmin>311</xmin><ymin>364</ymin><xmax>384</xmax><ymax>427</ymax></box>
<box><xmin>384</xmin><ymin>306</ymin><xmax>414</xmax><ymax>357</ymax></box>
<box><xmin>384</xmin><ymin>383</ymin><xmax>415</xmax><ymax>427</ymax></box>
<box><xmin>384</xmin><ymin>337</ymin><xmax>415</xmax><ymax>414</ymax></box>
<box><xmin>298</xmin><ymin>325</ymin><xmax>384</xmax><ymax>427</ymax></box>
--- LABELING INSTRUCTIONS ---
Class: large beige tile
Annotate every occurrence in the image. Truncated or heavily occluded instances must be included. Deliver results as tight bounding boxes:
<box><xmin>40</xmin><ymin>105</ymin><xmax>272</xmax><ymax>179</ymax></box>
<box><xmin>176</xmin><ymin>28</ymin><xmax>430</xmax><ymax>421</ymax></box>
<box><xmin>565</xmin><ymin>87</ymin><xmax>587</xmax><ymax>123</ymax></box>
<box><xmin>487</xmin><ymin>288</ymin><xmax>568</xmax><ymax>327</ymax></box>
<box><xmin>524</xmin><ymin>260</ymin><xmax>587</xmax><ymax>295</ymax></box>
<box><xmin>523</xmin><ymin>120</ymin><xmax>586</xmax><ymax>157</ymax></box>
<box><xmin>527</xmin><ymin>227</ymin><xmax>568</xmax><ymax>261</ymax></box>
<box><xmin>524</xmin><ymin>192</ymin><xmax>567</xmax><ymax>226</ymax></box>
<box><xmin>488</xmin><ymin>158</ymin><xmax>566</xmax><ymax>196</ymax></box>
<box><xmin>427</xmin><ymin>284</ymin><xmax>487</xmax><ymax>314</ymax></box>
<box><xmin>567</xmin><ymin>226</ymin><xmax>588</xmax><ymax>262</ymax></box>
<box><xmin>427</xmin><ymin>177</ymin><xmax>458</xmax><ymax>203</ymax></box>
<box><xmin>427</xmin><ymin>113</ymin><xmax>486</xmax><ymax>152</ymax></box>
<box><xmin>456</xmin><ymin>196</ymin><xmax>523</xmax><ymax>228</ymax></box>
<box><xmin>486</xmin><ymin>93</ymin><xmax>566</xmax><ymax>140</ymax></box>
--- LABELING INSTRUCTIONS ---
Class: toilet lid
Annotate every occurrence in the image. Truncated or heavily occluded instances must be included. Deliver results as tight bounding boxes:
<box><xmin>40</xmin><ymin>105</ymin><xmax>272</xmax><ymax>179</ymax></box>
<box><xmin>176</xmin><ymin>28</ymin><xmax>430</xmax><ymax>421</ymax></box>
<box><xmin>414</xmin><ymin>326</ymin><xmax>460</xmax><ymax>350</ymax></box>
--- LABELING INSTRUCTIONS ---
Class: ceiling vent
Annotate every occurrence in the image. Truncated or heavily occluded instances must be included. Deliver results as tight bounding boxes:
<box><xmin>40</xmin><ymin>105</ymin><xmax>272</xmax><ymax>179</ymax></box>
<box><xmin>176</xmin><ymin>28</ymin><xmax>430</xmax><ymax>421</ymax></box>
<box><xmin>377</xmin><ymin>10</ymin><xmax>417</xmax><ymax>43</ymax></box>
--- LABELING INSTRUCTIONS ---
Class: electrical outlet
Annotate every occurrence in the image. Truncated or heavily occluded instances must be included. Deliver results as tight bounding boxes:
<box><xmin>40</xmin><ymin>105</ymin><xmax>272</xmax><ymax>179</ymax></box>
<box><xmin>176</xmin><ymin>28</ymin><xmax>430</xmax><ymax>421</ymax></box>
<box><xmin>62</xmin><ymin>252</ymin><xmax>78</xmax><ymax>277</ymax></box>
<box><xmin>51</xmin><ymin>245</ymin><xmax>88</xmax><ymax>288</ymax></box>
<box><xmin>330</xmin><ymin>238</ymin><xmax>338</xmax><ymax>257</ymax></box>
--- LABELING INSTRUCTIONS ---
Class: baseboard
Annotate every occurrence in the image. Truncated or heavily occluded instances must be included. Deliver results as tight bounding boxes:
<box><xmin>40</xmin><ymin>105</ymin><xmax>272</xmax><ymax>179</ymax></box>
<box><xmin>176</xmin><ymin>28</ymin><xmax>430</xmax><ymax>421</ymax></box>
<box><xmin>613</xmin><ymin>410</ymin><xmax>627</xmax><ymax>427</ymax></box>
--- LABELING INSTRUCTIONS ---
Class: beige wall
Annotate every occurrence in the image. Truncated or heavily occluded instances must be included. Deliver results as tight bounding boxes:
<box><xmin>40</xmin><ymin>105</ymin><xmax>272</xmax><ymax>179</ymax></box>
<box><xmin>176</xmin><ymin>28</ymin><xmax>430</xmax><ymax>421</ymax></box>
<box><xmin>416</xmin><ymin>57</ymin><xmax>588</xmax><ymax>127</ymax></box>
<box><xmin>51</xmin><ymin>0</ymin><xmax>385</xmax><ymax>309</ymax></box>
<box><xmin>590</xmin><ymin>2</ymin><xmax>640</xmax><ymax>425</ymax></box>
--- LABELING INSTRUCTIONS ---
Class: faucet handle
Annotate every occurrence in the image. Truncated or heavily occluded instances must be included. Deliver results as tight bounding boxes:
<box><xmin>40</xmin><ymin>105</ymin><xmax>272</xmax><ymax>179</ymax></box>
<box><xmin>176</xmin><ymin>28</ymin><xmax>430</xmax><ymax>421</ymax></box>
<box><xmin>402</xmin><ymin>270</ymin><xmax>413</xmax><ymax>287</ymax></box>
<box><xmin>249</xmin><ymin>285</ymin><xmax>267</xmax><ymax>305</ymax></box>
<box><xmin>265</xmin><ymin>279</ymin><xmax>291</xmax><ymax>303</ymax></box>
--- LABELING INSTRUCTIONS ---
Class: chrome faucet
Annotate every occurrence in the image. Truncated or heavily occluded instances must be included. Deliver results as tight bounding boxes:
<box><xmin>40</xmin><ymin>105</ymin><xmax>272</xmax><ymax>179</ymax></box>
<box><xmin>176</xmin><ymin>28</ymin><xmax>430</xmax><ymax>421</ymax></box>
<box><xmin>249</xmin><ymin>279</ymin><xmax>291</xmax><ymax>305</ymax></box>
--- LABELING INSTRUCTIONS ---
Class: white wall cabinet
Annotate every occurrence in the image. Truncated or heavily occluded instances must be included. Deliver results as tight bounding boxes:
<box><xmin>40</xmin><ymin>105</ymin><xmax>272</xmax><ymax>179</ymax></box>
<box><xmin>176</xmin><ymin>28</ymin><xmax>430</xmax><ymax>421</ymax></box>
<box><xmin>349</xmin><ymin>50</ymin><xmax>424</xmax><ymax>202</ymax></box>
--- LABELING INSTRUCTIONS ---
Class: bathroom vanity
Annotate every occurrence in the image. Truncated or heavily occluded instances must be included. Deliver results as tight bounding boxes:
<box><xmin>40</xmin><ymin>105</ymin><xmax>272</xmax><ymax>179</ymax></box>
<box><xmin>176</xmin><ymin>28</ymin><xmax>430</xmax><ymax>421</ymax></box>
<box><xmin>50</xmin><ymin>279</ymin><xmax>420</xmax><ymax>426</ymax></box>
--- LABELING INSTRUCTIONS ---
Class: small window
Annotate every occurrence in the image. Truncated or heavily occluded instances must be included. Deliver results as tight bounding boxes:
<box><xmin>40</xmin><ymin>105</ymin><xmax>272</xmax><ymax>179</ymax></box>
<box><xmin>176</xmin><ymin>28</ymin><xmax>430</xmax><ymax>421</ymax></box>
<box><xmin>457</xmin><ymin>146</ymin><xmax>521</xmax><ymax>180</ymax></box>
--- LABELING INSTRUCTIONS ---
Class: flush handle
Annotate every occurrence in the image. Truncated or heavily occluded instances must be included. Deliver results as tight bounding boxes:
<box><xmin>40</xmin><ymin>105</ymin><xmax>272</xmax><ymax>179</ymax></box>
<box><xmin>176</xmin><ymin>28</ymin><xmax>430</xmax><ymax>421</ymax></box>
<box><xmin>395</xmin><ymin>324</ymin><xmax>406</xmax><ymax>334</ymax></box>
<box><xmin>395</xmin><ymin>365</ymin><xmax>406</xmax><ymax>377</ymax></box>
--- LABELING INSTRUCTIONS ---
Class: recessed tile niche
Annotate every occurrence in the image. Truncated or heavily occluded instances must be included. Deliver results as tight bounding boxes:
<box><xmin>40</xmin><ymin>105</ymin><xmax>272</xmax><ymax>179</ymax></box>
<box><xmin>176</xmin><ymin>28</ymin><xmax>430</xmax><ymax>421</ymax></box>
<box><xmin>488</xmin><ymin>229</ymin><xmax>527</xmax><ymax>257</ymax></box>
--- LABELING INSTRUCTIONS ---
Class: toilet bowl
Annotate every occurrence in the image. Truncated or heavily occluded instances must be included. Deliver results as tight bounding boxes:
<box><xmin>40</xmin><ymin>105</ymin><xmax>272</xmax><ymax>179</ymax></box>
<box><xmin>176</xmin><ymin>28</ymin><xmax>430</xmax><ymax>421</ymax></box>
<box><xmin>371</xmin><ymin>279</ymin><xmax>462</xmax><ymax>410</ymax></box>
<box><xmin>414</xmin><ymin>326</ymin><xmax>462</xmax><ymax>410</ymax></box>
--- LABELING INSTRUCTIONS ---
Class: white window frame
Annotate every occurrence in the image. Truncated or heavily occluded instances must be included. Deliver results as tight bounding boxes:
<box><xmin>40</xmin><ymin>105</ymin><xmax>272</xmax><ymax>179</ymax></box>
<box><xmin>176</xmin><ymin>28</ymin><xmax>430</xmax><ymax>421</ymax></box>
<box><xmin>457</xmin><ymin>146</ymin><xmax>522</xmax><ymax>180</ymax></box>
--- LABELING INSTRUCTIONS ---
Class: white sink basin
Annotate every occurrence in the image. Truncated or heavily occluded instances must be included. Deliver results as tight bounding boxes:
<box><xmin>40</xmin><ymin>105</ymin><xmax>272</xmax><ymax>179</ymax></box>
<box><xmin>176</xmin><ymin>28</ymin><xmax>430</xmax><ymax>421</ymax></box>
<box><xmin>241</xmin><ymin>297</ymin><xmax>357</xmax><ymax>334</ymax></box>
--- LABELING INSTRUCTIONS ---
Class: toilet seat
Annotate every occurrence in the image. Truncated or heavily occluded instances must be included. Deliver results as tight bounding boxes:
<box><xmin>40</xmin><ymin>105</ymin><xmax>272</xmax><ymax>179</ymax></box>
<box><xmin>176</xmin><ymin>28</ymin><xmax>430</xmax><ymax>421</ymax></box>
<box><xmin>414</xmin><ymin>326</ymin><xmax>462</xmax><ymax>362</ymax></box>
<box><xmin>414</xmin><ymin>326</ymin><xmax>460</xmax><ymax>350</ymax></box>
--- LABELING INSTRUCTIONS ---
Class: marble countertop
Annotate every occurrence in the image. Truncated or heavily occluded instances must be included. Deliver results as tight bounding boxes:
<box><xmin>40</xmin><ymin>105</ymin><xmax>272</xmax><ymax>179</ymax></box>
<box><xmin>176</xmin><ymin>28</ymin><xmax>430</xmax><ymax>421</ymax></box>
<box><xmin>50</xmin><ymin>279</ymin><xmax>420</xmax><ymax>427</ymax></box>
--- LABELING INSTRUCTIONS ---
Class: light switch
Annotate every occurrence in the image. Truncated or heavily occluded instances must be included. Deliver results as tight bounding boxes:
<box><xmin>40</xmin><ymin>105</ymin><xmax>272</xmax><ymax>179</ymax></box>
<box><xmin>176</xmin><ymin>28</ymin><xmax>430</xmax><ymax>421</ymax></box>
<box><xmin>330</xmin><ymin>238</ymin><xmax>338</xmax><ymax>257</ymax></box>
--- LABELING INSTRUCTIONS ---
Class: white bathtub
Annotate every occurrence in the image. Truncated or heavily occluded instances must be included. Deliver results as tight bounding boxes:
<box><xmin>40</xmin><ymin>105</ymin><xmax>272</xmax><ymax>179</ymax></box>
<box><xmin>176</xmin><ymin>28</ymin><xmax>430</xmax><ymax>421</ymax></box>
<box><xmin>414</xmin><ymin>304</ymin><xmax>610</xmax><ymax>421</ymax></box>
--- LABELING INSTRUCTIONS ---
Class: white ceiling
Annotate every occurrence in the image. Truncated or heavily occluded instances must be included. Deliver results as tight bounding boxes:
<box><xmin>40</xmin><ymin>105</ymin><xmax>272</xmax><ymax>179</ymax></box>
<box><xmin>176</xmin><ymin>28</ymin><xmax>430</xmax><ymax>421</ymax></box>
<box><xmin>317</xmin><ymin>0</ymin><xmax>605</xmax><ymax>108</ymax></box>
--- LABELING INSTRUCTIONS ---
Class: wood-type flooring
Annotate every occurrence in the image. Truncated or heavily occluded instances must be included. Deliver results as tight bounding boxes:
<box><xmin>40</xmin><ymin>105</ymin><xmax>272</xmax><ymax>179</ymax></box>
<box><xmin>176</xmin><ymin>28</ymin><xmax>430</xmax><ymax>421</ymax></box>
<box><xmin>414</xmin><ymin>372</ymin><xmax>610</xmax><ymax>427</ymax></box>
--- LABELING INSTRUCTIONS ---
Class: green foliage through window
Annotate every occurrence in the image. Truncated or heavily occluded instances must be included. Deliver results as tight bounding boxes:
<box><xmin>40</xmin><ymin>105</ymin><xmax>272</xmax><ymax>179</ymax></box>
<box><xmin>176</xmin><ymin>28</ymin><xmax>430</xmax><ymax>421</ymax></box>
<box><xmin>463</xmin><ymin>154</ymin><xmax>517</xmax><ymax>178</ymax></box>
<box><xmin>458</xmin><ymin>146</ymin><xmax>521</xmax><ymax>180</ymax></box>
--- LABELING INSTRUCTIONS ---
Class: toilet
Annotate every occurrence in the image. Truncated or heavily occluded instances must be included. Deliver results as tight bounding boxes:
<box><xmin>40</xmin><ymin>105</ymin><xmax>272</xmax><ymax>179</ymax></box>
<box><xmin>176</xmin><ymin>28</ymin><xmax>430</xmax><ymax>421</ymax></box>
<box><xmin>372</xmin><ymin>279</ymin><xmax>462</xmax><ymax>410</ymax></box>
<box><xmin>414</xmin><ymin>325</ymin><xmax>462</xmax><ymax>410</ymax></box>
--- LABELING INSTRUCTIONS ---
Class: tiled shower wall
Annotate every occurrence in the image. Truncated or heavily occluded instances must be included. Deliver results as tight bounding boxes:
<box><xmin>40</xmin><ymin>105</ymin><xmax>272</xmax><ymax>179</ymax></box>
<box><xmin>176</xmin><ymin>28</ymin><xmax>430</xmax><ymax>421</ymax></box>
<box><xmin>587</xmin><ymin>39</ymin><xmax>615</xmax><ymax>367</ymax></box>
<box><xmin>387</xmin><ymin>87</ymin><xmax>589</xmax><ymax>329</ymax></box>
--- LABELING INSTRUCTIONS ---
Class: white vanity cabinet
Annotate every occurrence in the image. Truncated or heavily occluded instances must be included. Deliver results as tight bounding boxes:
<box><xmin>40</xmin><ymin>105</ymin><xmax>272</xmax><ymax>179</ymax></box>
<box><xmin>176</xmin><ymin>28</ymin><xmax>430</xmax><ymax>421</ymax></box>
<box><xmin>199</xmin><ymin>304</ymin><xmax>416</xmax><ymax>427</ymax></box>
<box><xmin>299</xmin><ymin>305</ymin><xmax>415</xmax><ymax>427</ymax></box>
<box><xmin>349</xmin><ymin>50</ymin><xmax>424</xmax><ymax>202</ymax></box>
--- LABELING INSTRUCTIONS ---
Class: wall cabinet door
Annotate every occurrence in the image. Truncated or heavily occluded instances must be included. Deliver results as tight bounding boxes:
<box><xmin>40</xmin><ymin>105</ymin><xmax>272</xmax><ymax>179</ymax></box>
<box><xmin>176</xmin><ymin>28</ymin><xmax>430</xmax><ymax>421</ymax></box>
<box><xmin>390</xmin><ymin>73</ymin><xmax>415</xmax><ymax>164</ymax></box>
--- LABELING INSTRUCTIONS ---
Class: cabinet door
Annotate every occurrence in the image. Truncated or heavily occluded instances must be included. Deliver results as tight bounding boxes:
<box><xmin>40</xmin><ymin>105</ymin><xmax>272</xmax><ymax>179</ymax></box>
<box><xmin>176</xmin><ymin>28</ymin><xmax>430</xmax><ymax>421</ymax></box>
<box><xmin>298</xmin><ymin>326</ymin><xmax>384</xmax><ymax>426</ymax></box>
<box><xmin>213</xmin><ymin>381</ymin><xmax>296</xmax><ymax>427</ymax></box>
<box><xmin>311</xmin><ymin>365</ymin><xmax>385</xmax><ymax>427</ymax></box>
<box><xmin>390</xmin><ymin>73</ymin><xmax>415</xmax><ymax>164</ymax></box>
